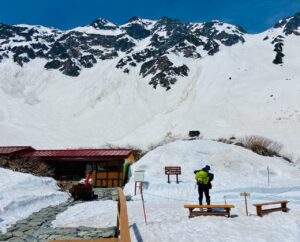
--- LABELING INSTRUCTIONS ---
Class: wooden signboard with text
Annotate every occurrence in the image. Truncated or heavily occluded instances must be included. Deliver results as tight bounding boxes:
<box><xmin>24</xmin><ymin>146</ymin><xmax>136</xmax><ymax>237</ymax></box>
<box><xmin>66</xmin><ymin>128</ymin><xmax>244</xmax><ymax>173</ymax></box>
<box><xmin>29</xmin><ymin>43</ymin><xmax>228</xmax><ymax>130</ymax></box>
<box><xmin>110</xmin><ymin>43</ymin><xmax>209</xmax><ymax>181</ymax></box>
<box><xmin>165</xmin><ymin>166</ymin><xmax>181</xmax><ymax>184</ymax></box>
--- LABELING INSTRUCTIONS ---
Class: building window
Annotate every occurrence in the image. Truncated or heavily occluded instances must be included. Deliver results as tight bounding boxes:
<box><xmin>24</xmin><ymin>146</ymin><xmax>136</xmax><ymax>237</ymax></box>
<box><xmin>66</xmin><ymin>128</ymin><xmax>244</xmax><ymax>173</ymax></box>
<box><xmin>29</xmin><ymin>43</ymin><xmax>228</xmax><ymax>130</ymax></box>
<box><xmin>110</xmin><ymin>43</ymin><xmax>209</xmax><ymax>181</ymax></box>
<box><xmin>86</xmin><ymin>163</ymin><xmax>96</xmax><ymax>172</ymax></box>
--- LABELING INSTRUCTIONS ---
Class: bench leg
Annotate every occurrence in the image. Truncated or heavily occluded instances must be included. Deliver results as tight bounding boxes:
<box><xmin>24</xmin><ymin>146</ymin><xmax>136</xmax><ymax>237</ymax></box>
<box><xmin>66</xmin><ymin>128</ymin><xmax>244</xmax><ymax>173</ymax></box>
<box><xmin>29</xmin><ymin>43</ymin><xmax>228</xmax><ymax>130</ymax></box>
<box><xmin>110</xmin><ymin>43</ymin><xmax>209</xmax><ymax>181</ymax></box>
<box><xmin>226</xmin><ymin>208</ymin><xmax>231</xmax><ymax>218</ymax></box>
<box><xmin>256</xmin><ymin>206</ymin><xmax>263</xmax><ymax>217</ymax></box>
<box><xmin>281</xmin><ymin>203</ymin><xmax>288</xmax><ymax>212</ymax></box>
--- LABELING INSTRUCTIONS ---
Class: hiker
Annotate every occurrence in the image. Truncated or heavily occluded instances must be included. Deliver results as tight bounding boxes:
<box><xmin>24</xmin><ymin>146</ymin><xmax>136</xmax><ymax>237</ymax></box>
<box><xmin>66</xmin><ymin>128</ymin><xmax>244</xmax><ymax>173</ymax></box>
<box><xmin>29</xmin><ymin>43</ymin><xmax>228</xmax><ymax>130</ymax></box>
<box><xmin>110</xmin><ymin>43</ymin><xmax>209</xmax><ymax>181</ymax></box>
<box><xmin>194</xmin><ymin>165</ymin><xmax>214</xmax><ymax>205</ymax></box>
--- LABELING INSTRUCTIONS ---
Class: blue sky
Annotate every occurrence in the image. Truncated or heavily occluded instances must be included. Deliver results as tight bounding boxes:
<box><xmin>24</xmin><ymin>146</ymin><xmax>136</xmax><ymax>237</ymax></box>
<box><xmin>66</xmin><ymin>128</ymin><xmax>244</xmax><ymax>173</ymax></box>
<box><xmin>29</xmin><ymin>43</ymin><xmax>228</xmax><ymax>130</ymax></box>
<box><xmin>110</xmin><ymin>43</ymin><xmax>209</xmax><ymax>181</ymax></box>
<box><xmin>0</xmin><ymin>0</ymin><xmax>299</xmax><ymax>33</ymax></box>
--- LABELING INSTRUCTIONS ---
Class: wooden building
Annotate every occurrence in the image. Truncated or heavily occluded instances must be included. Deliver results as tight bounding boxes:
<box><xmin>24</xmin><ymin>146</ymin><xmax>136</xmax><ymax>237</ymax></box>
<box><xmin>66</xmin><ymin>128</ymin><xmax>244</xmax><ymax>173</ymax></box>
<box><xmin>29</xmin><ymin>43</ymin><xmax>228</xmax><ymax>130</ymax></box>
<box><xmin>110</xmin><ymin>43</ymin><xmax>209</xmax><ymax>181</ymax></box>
<box><xmin>0</xmin><ymin>146</ymin><xmax>135</xmax><ymax>187</ymax></box>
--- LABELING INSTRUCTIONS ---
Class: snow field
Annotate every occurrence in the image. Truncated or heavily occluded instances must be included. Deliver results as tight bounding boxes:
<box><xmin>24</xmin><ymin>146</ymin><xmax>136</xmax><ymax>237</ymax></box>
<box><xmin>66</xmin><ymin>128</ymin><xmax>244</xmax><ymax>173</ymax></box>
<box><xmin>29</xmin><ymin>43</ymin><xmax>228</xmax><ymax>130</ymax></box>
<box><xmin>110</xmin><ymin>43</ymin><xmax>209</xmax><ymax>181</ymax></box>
<box><xmin>0</xmin><ymin>28</ymin><xmax>299</xmax><ymax>161</ymax></box>
<box><xmin>0</xmin><ymin>168</ymin><xmax>68</xmax><ymax>233</ymax></box>
<box><xmin>53</xmin><ymin>140</ymin><xmax>300</xmax><ymax>241</ymax></box>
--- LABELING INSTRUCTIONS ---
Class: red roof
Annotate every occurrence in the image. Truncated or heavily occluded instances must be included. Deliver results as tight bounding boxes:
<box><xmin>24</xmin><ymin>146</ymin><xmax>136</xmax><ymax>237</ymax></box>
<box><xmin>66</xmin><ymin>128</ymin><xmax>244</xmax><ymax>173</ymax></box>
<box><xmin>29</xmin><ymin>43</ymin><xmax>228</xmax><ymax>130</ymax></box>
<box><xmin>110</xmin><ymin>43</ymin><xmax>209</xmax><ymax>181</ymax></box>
<box><xmin>0</xmin><ymin>146</ymin><xmax>34</xmax><ymax>155</ymax></box>
<box><xmin>23</xmin><ymin>149</ymin><xmax>132</xmax><ymax>159</ymax></box>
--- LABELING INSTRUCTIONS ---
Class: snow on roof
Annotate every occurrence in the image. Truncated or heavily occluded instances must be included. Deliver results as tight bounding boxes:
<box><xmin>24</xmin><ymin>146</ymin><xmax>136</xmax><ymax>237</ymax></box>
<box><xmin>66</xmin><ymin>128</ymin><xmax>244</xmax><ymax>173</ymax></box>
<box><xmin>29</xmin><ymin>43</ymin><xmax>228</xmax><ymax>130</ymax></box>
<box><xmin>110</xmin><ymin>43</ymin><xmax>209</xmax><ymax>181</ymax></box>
<box><xmin>0</xmin><ymin>146</ymin><xmax>33</xmax><ymax>155</ymax></box>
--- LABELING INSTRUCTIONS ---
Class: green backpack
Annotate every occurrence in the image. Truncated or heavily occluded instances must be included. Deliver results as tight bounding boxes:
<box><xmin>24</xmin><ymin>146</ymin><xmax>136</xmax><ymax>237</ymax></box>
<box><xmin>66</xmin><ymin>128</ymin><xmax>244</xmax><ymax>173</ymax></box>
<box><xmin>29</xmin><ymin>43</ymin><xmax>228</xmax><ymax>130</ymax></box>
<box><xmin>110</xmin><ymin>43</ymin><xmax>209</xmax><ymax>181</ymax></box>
<box><xmin>195</xmin><ymin>170</ymin><xmax>209</xmax><ymax>185</ymax></box>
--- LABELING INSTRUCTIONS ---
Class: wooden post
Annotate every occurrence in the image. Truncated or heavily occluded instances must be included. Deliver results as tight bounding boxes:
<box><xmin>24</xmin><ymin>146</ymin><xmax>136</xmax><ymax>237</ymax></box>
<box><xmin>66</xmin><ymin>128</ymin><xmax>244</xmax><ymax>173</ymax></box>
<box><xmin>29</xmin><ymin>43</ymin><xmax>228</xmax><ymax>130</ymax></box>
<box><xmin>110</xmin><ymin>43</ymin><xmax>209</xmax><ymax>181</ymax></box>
<box><xmin>134</xmin><ymin>181</ymin><xmax>137</xmax><ymax>195</ymax></box>
<box><xmin>168</xmin><ymin>174</ymin><xmax>170</xmax><ymax>183</ymax></box>
<box><xmin>176</xmin><ymin>174</ymin><xmax>179</xmax><ymax>184</ymax></box>
<box><xmin>244</xmin><ymin>195</ymin><xmax>248</xmax><ymax>216</ymax></box>
<box><xmin>240</xmin><ymin>192</ymin><xmax>250</xmax><ymax>216</ymax></box>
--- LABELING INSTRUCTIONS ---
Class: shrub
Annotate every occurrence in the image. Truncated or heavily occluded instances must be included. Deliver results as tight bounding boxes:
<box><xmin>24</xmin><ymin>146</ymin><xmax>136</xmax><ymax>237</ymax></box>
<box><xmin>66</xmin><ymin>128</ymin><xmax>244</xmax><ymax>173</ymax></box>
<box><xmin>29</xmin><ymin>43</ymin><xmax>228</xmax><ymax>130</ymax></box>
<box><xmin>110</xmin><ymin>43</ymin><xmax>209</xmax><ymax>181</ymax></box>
<box><xmin>239</xmin><ymin>135</ymin><xmax>282</xmax><ymax>157</ymax></box>
<box><xmin>217</xmin><ymin>138</ymin><xmax>234</xmax><ymax>144</ymax></box>
<box><xmin>0</xmin><ymin>157</ymin><xmax>54</xmax><ymax>177</ymax></box>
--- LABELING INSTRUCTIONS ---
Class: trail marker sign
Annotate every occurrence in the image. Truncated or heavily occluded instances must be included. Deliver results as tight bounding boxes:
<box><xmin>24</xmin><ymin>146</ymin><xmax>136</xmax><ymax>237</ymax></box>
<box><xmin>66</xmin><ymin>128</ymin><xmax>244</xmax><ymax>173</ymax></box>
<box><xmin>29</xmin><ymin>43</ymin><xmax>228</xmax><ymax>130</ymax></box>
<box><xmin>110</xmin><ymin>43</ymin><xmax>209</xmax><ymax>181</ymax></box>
<box><xmin>134</xmin><ymin>170</ymin><xmax>145</xmax><ymax>195</ymax></box>
<box><xmin>165</xmin><ymin>166</ymin><xmax>181</xmax><ymax>184</ymax></box>
<box><xmin>134</xmin><ymin>170</ymin><xmax>145</xmax><ymax>182</ymax></box>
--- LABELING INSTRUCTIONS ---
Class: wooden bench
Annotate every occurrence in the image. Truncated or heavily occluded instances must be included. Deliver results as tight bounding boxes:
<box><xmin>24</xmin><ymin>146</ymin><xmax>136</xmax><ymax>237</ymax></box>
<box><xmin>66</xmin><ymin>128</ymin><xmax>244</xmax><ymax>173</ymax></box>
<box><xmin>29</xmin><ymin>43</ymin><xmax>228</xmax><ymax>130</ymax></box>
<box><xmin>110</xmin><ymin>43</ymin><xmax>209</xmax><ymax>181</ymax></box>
<box><xmin>184</xmin><ymin>204</ymin><xmax>235</xmax><ymax>218</ymax></box>
<box><xmin>253</xmin><ymin>200</ymin><xmax>289</xmax><ymax>217</ymax></box>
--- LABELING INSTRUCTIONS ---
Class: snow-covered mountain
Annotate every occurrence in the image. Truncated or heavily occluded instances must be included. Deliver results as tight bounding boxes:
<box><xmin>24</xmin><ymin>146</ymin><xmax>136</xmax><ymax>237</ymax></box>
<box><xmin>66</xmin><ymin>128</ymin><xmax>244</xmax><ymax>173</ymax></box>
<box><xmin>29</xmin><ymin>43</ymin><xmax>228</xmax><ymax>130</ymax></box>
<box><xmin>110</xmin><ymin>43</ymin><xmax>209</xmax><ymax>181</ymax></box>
<box><xmin>0</xmin><ymin>13</ymin><xmax>300</xmax><ymax>158</ymax></box>
<box><xmin>0</xmin><ymin>16</ymin><xmax>247</xmax><ymax>89</ymax></box>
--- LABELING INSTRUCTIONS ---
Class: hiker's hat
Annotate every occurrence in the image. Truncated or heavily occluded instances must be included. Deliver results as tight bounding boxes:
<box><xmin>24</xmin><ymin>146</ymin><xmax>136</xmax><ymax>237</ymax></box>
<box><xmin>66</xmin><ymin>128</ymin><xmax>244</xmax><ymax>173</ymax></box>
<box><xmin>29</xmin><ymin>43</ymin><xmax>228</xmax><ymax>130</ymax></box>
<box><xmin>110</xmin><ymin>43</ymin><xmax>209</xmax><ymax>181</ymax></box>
<box><xmin>204</xmin><ymin>165</ymin><xmax>210</xmax><ymax>171</ymax></box>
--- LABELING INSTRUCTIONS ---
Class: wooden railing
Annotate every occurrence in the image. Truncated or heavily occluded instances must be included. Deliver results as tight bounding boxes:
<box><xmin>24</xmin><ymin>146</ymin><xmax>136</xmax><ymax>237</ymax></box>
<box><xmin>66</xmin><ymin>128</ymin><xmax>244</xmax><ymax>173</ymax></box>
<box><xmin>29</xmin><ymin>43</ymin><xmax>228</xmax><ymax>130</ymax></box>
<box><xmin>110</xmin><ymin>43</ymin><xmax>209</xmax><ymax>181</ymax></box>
<box><xmin>49</xmin><ymin>187</ymin><xmax>131</xmax><ymax>242</ymax></box>
<box><xmin>116</xmin><ymin>187</ymin><xmax>131</xmax><ymax>242</ymax></box>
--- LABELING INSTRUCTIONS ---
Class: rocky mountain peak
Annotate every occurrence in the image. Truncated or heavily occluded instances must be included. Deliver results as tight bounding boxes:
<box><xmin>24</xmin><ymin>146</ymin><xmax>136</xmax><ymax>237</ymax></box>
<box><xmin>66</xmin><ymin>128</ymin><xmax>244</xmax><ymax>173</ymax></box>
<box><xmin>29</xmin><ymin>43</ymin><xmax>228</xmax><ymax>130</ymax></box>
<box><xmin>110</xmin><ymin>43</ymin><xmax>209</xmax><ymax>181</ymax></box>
<box><xmin>88</xmin><ymin>18</ymin><xmax>118</xmax><ymax>30</ymax></box>
<box><xmin>274</xmin><ymin>12</ymin><xmax>300</xmax><ymax>36</ymax></box>
<box><xmin>153</xmin><ymin>17</ymin><xmax>184</xmax><ymax>33</ymax></box>
<box><xmin>0</xmin><ymin>14</ymin><xmax>298</xmax><ymax>90</ymax></box>
<box><xmin>127</xmin><ymin>16</ymin><xmax>141</xmax><ymax>23</ymax></box>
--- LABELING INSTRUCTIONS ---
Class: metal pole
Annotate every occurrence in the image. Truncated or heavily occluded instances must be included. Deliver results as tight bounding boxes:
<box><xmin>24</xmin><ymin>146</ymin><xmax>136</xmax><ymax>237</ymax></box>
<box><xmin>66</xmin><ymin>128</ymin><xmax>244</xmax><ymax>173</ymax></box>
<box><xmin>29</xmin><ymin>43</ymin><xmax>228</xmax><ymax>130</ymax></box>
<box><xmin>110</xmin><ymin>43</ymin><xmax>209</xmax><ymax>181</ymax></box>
<box><xmin>267</xmin><ymin>166</ymin><xmax>270</xmax><ymax>186</ymax></box>
<box><xmin>140</xmin><ymin>182</ymin><xmax>147</xmax><ymax>225</ymax></box>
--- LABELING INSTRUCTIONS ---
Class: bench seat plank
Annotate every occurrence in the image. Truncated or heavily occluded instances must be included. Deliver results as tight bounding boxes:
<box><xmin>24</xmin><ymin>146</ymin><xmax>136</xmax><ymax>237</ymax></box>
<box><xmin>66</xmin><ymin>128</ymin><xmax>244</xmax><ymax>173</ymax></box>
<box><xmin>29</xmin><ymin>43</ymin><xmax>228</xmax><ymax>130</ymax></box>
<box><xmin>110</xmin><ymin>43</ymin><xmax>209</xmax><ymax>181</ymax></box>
<box><xmin>184</xmin><ymin>204</ymin><xmax>235</xmax><ymax>209</ymax></box>
<box><xmin>253</xmin><ymin>200</ymin><xmax>288</xmax><ymax>206</ymax></box>
<box><xmin>253</xmin><ymin>200</ymin><xmax>289</xmax><ymax>217</ymax></box>
<box><xmin>184</xmin><ymin>204</ymin><xmax>234</xmax><ymax>218</ymax></box>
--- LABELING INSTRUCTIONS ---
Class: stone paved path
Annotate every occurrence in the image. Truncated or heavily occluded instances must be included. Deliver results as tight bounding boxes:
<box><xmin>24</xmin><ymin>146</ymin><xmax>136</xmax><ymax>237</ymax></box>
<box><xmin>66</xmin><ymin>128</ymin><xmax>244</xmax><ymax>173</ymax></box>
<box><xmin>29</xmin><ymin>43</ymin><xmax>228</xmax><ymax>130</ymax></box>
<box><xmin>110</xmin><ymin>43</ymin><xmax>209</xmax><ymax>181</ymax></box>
<box><xmin>0</xmin><ymin>188</ymin><xmax>119</xmax><ymax>242</ymax></box>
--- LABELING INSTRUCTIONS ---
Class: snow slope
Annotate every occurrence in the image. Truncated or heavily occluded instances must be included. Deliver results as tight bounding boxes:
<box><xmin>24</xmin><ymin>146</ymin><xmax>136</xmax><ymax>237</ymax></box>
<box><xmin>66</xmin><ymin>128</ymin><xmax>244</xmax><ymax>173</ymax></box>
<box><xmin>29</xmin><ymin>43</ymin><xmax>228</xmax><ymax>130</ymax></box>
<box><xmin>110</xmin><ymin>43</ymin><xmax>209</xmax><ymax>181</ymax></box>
<box><xmin>53</xmin><ymin>140</ymin><xmax>300</xmax><ymax>242</ymax></box>
<box><xmin>0</xmin><ymin>168</ymin><xmax>68</xmax><ymax>233</ymax></box>
<box><xmin>0</xmin><ymin>17</ymin><xmax>299</xmax><ymax>160</ymax></box>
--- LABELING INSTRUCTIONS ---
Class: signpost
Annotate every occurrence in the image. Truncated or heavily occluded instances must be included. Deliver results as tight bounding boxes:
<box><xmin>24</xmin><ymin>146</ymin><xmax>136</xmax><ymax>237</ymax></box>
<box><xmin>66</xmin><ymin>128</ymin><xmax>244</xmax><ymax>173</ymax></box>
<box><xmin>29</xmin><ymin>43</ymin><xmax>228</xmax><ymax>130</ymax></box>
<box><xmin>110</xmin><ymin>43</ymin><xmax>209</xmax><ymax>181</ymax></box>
<box><xmin>165</xmin><ymin>166</ymin><xmax>181</xmax><ymax>184</ymax></box>
<box><xmin>240</xmin><ymin>192</ymin><xmax>250</xmax><ymax>216</ymax></box>
<box><xmin>134</xmin><ymin>170</ymin><xmax>147</xmax><ymax>224</ymax></box>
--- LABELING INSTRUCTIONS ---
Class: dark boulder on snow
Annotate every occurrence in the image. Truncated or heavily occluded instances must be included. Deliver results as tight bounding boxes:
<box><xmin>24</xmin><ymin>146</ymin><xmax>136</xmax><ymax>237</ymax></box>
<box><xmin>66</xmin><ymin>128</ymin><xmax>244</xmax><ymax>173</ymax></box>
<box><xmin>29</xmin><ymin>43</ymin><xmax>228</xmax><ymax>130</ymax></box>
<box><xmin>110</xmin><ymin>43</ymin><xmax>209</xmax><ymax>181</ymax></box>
<box><xmin>189</xmin><ymin>131</ymin><xmax>200</xmax><ymax>137</ymax></box>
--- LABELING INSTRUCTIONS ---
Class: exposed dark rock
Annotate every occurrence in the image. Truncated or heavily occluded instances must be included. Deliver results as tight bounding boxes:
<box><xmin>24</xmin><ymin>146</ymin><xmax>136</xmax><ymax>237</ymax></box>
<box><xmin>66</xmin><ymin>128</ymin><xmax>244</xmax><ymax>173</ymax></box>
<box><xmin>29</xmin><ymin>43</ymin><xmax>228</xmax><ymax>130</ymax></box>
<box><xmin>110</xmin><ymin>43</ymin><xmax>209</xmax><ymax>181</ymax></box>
<box><xmin>263</xmin><ymin>36</ymin><xmax>269</xmax><ymax>41</ymax></box>
<box><xmin>12</xmin><ymin>46</ymin><xmax>35</xmax><ymax>66</ymax></box>
<box><xmin>62</xmin><ymin>59</ymin><xmax>81</xmax><ymax>77</ymax></box>
<box><xmin>89</xmin><ymin>18</ymin><xmax>118</xmax><ymax>30</ymax></box>
<box><xmin>190</xmin><ymin>21</ymin><xmax>245</xmax><ymax>46</ymax></box>
<box><xmin>274</xmin><ymin>12</ymin><xmax>300</xmax><ymax>35</ymax></box>
<box><xmin>122</xmin><ymin>23</ymin><xmax>151</xmax><ymax>40</ymax></box>
<box><xmin>47</xmin><ymin>42</ymin><xmax>69</xmax><ymax>59</ymax></box>
<box><xmin>272</xmin><ymin>37</ymin><xmax>285</xmax><ymax>64</ymax></box>
<box><xmin>141</xmin><ymin>55</ymin><xmax>189</xmax><ymax>90</ymax></box>
<box><xmin>45</xmin><ymin>59</ymin><xmax>63</xmax><ymax>70</ymax></box>
<box><xmin>0</xmin><ymin>16</ymin><xmax>251</xmax><ymax>89</ymax></box>
<box><xmin>204</xmin><ymin>39</ymin><xmax>220</xmax><ymax>55</ymax></box>
<box><xmin>273</xmin><ymin>51</ymin><xmax>285</xmax><ymax>64</ymax></box>
<box><xmin>79</xmin><ymin>55</ymin><xmax>97</xmax><ymax>68</ymax></box>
